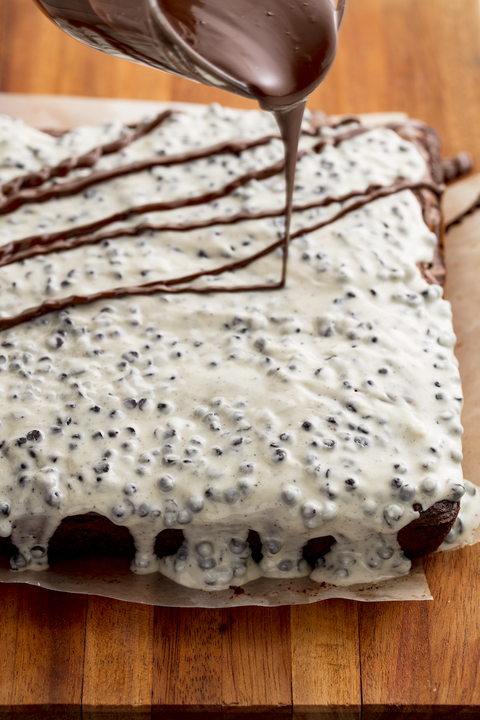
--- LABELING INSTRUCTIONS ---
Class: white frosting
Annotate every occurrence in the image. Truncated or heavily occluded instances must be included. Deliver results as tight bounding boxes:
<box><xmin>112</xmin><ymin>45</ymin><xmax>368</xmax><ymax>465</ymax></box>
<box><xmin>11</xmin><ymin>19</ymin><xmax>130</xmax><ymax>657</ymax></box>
<box><xmin>0</xmin><ymin>104</ymin><xmax>477</xmax><ymax>591</ymax></box>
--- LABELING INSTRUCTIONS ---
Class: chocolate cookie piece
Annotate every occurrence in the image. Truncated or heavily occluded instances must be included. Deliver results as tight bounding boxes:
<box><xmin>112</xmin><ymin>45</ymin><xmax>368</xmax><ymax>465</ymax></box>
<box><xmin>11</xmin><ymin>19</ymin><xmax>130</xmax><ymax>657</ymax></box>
<box><xmin>397</xmin><ymin>500</ymin><xmax>460</xmax><ymax>559</ymax></box>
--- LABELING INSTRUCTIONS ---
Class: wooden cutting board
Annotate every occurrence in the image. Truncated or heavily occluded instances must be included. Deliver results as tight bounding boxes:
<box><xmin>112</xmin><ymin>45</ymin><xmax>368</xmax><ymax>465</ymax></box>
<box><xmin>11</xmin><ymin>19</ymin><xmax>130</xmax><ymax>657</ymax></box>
<box><xmin>1</xmin><ymin>0</ymin><xmax>480</xmax><ymax>717</ymax></box>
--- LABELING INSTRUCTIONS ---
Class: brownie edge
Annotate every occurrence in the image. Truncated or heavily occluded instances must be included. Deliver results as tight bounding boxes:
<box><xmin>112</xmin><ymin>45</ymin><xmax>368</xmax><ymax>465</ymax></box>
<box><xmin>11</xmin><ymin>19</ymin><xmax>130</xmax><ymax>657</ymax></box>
<box><xmin>397</xmin><ymin>500</ymin><xmax>460</xmax><ymax>559</ymax></box>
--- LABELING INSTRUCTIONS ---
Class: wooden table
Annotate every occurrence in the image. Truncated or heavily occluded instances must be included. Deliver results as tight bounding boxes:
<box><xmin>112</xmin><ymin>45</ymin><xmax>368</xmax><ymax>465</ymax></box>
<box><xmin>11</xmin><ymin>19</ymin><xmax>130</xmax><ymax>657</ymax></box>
<box><xmin>1</xmin><ymin>1</ymin><xmax>480</xmax><ymax>717</ymax></box>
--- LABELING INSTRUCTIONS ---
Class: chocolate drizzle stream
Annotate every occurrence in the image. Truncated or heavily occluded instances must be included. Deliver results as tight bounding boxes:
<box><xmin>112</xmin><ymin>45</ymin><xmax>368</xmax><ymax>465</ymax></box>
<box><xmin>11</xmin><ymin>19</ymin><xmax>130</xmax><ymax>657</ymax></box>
<box><xmin>0</xmin><ymin>113</ymin><xmax>444</xmax><ymax>331</ymax></box>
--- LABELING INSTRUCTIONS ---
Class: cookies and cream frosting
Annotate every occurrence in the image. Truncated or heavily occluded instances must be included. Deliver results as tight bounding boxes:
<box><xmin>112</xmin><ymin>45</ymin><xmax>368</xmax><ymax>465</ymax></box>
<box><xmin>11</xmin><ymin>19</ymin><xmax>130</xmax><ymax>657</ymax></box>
<box><xmin>0</xmin><ymin>104</ymin><xmax>477</xmax><ymax>590</ymax></box>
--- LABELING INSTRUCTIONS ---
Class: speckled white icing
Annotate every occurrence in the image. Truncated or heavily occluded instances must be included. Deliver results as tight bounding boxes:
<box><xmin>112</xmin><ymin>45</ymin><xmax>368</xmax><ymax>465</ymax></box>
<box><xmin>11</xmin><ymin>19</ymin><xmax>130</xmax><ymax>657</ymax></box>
<box><xmin>0</xmin><ymin>105</ymin><xmax>477</xmax><ymax>590</ymax></box>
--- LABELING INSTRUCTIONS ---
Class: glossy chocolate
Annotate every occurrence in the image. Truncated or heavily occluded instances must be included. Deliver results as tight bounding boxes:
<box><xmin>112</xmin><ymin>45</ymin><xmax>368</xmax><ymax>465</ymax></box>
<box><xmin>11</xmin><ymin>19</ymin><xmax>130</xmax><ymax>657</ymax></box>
<box><xmin>156</xmin><ymin>0</ymin><xmax>337</xmax><ymax>110</ymax></box>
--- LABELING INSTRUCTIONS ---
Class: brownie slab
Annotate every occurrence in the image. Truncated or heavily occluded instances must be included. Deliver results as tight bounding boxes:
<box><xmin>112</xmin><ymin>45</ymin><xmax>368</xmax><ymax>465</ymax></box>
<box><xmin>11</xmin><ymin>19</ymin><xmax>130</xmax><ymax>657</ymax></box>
<box><xmin>0</xmin><ymin>106</ymin><xmax>474</xmax><ymax>590</ymax></box>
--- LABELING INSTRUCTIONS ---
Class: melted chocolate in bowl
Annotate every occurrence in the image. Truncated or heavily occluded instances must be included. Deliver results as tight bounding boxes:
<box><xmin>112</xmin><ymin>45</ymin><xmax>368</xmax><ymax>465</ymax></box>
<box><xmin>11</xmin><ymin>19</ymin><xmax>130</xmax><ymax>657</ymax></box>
<box><xmin>155</xmin><ymin>0</ymin><xmax>338</xmax><ymax>110</ymax></box>
<box><xmin>32</xmin><ymin>0</ymin><xmax>341</xmax><ymax>286</ymax></box>
<box><xmin>32</xmin><ymin>0</ymin><xmax>339</xmax><ymax>106</ymax></box>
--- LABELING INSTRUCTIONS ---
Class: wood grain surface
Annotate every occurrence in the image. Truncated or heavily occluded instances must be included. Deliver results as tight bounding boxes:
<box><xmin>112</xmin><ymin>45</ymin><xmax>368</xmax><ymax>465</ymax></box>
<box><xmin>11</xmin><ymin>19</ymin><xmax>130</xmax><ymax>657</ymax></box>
<box><xmin>1</xmin><ymin>0</ymin><xmax>480</xmax><ymax>717</ymax></box>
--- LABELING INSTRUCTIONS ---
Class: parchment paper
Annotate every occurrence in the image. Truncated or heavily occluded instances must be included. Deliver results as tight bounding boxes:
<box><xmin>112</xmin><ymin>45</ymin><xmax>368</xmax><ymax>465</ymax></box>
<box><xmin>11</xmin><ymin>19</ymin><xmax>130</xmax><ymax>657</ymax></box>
<box><xmin>0</xmin><ymin>555</ymin><xmax>430</xmax><ymax>606</ymax></box>
<box><xmin>0</xmin><ymin>92</ymin><xmax>478</xmax><ymax>606</ymax></box>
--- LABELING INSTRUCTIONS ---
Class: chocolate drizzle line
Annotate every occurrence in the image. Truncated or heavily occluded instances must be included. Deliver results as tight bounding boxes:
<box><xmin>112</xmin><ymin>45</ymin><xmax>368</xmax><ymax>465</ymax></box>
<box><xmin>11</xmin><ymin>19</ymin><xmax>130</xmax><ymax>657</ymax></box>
<box><xmin>311</xmin><ymin>125</ymin><xmax>372</xmax><ymax>153</ymax></box>
<box><xmin>0</xmin><ymin>156</ymin><xmax>286</xmax><ymax>266</ymax></box>
<box><xmin>0</xmin><ymin>178</ymin><xmax>443</xmax><ymax>331</ymax></box>
<box><xmin>0</xmin><ymin>110</ymin><xmax>175</xmax><ymax>207</ymax></box>
<box><xmin>0</xmin><ymin>123</ymin><xmax>358</xmax><ymax>216</ymax></box>
<box><xmin>0</xmin><ymin>132</ymin><xmax>284</xmax><ymax>215</ymax></box>
<box><xmin>0</xmin><ymin>111</ymin><xmax>444</xmax><ymax>331</ymax></box>
<box><xmin>0</xmin><ymin>124</ymin><xmax>377</xmax><ymax>269</ymax></box>
<box><xmin>328</xmin><ymin>115</ymin><xmax>361</xmax><ymax>129</ymax></box>
<box><xmin>0</xmin><ymin>180</ymin><xmax>441</xmax><ymax>269</ymax></box>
